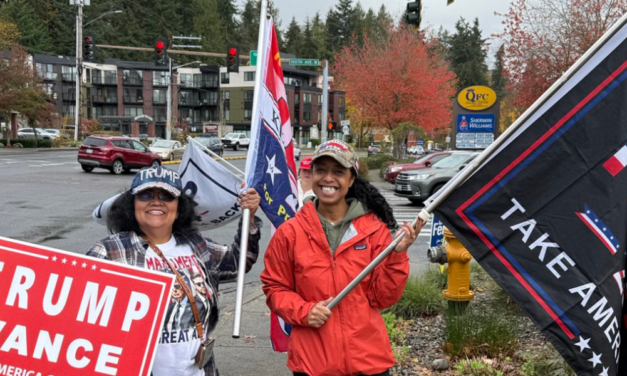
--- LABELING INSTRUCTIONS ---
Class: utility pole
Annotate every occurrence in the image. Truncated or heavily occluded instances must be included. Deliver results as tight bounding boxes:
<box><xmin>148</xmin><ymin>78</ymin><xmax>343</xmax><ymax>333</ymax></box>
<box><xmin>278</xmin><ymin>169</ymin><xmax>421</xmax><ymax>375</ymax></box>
<box><xmin>74</xmin><ymin>0</ymin><xmax>84</xmax><ymax>141</ymax></box>
<box><xmin>321</xmin><ymin>59</ymin><xmax>329</xmax><ymax>143</ymax></box>
<box><xmin>166</xmin><ymin>57</ymin><xmax>173</xmax><ymax>140</ymax></box>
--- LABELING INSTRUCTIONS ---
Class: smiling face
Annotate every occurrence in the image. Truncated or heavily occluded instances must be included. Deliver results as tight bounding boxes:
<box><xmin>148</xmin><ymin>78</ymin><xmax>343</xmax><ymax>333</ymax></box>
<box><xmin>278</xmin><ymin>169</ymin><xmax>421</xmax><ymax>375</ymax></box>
<box><xmin>134</xmin><ymin>188</ymin><xmax>178</xmax><ymax>239</ymax></box>
<box><xmin>312</xmin><ymin>156</ymin><xmax>355</xmax><ymax>208</ymax></box>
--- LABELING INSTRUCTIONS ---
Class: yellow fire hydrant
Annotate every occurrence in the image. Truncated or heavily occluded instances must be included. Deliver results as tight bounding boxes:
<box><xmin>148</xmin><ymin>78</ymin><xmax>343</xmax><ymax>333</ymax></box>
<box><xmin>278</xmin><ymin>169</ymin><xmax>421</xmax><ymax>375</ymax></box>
<box><xmin>427</xmin><ymin>227</ymin><xmax>474</xmax><ymax>303</ymax></box>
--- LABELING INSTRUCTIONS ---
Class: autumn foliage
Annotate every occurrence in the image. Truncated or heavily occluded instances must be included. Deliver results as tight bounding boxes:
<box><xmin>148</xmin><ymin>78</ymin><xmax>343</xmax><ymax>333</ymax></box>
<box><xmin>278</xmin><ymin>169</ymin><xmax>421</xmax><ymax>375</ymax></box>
<box><xmin>333</xmin><ymin>25</ymin><xmax>456</xmax><ymax>135</ymax></box>
<box><xmin>498</xmin><ymin>0</ymin><xmax>627</xmax><ymax>110</ymax></box>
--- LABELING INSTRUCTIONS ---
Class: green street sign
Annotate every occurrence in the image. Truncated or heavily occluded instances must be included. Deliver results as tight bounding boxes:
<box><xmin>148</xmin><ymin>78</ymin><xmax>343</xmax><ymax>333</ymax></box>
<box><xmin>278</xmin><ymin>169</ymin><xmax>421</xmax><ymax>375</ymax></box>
<box><xmin>250</xmin><ymin>50</ymin><xmax>258</xmax><ymax>66</ymax></box>
<box><xmin>289</xmin><ymin>58</ymin><xmax>320</xmax><ymax>67</ymax></box>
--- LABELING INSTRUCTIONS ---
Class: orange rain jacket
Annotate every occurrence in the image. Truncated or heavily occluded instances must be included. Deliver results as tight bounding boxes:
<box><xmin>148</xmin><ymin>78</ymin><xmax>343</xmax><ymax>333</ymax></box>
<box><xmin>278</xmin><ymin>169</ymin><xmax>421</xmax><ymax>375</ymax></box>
<box><xmin>261</xmin><ymin>202</ymin><xmax>410</xmax><ymax>376</ymax></box>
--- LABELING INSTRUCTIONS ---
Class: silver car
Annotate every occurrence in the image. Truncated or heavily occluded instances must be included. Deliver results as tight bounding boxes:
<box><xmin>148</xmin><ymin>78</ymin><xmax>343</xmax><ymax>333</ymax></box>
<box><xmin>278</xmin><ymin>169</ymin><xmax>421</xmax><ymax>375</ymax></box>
<box><xmin>17</xmin><ymin>128</ymin><xmax>57</xmax><ymax>140</ymax></box>
<box><xmin>148</xmin><ymin>140</ymin><xmax>186</xmax><ymax>161</ymax></box>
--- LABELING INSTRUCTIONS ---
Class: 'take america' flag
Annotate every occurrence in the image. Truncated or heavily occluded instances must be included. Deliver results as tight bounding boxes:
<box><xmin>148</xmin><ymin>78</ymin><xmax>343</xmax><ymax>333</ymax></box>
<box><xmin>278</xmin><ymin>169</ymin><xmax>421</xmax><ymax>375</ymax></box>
<box><xmin>434</xmin><ymin>17</ymin><xmax>627</xmax><ymax>375</ymax></box>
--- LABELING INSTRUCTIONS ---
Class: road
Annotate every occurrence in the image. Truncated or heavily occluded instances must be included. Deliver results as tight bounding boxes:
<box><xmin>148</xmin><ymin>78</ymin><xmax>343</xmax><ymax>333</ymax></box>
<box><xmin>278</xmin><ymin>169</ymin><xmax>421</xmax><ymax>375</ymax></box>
<box><xmin>0</xmin><ymin>149</ymin><xmax>434</xmax><ymax>375</ymax></box>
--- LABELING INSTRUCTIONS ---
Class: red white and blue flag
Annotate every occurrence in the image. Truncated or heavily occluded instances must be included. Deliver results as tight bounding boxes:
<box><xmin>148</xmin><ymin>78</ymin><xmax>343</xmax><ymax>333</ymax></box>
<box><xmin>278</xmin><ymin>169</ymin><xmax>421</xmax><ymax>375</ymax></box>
<box><xmin>244</xmin><ymin>17</ymin><xmax>298</xmax><ymax>352</ymax></box>
<box><xmin>433</xmin><ymin>17</ymin><xmax>627</xmax><ymax>375</ymax></box>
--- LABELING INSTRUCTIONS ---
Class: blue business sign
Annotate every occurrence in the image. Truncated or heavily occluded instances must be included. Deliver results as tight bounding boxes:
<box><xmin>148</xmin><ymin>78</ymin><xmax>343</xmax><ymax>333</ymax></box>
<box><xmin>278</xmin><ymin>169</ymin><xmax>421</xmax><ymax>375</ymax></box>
<box><xmin>417</xmin><ymin>139</ymin><xmax>424</xmax><ymax>146</ymax></box>
<box><xmin>457</xmin><ymin>114</ymin><xmax>495</xmax><ymax>133</ymax></box>
<box><xmin>429</xmin><ymin>215</ymin><xmax>445</xmax><ymax>248</ymax></box>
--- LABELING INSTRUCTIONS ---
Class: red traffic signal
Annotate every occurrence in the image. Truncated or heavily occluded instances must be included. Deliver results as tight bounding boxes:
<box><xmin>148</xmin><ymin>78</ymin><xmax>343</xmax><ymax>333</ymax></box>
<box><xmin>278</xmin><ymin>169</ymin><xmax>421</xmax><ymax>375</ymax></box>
<box><xmin>154</xmin><ymin>39</ymin><xmax>167</xmax><ymax>66</ymax></box>
<box><xmin>156</xmin><ymin>41</ymin><xmax>164</xmax><ymax>50</ymax></box>
<box><xmin>83</xmin><ymin>35</ymin><xmax>96</xmax><ymax>62</ymax></box>
<box><xmin>226</xmin><ymin>46</ymin><xmax>239</xmax><ymax>73</ymax></box>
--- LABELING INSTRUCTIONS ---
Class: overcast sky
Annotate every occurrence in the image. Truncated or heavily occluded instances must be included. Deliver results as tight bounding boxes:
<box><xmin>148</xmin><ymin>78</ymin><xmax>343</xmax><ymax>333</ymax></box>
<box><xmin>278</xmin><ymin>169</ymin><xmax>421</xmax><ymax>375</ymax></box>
<box><xmin>260</xmin><ymin>0</ymin><xmax>512</xmax><ymax>55</ymax></box>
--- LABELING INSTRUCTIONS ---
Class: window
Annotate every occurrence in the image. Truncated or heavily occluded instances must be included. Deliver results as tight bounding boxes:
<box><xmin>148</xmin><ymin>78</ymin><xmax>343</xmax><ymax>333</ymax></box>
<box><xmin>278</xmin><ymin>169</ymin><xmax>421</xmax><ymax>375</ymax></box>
<box><xmin>94</xmin><ymin>107</ymin><xmax>118</xmax><ymax>117</ymax></box>
<box><xmin>224</xmin><ymin>109</ymin><xmax>230</xmax><ymax>121</ymax></box>
<box><xmin>295</xmin><ymin>94</ymin><xmax>300</xmax><ymax>106</ymax></box>
<box><xmin>42</xmin><ymin>83</ymin><xmax>54</xmax><ymax>96</ymax></box>
<box><xmin>63</xmin><ymin>104</ymin><xmax>75</xmax><ymax>118</ymax></box>
<box><xmin>123</xmin><ymin>70</ymin><xmax>142</xmax><ymax>85</ymax></box>
<box><xmin>339</xmin><ymin>97</ymin><xmax>345</xmax><ymax>107</ymax></box>
<box><xmin>180</xmin><ymin>74</ymin><xmax>193</xmax><ymax>87</ymax></box>
<box><xmin>244</xmin><ymin>109</ymin><xmax>252</xmax><ymax>120</ymax></box>
<box><xmin>36</xmin><ymin>63</ymin><xmax>56</xmax><ymax>80</ymax></box>
<box><xmin>244</xmin><ymin>90</ymin><xmax>254</xmax><ymax>101</ymax></box>
<box><xmin>223</xmin><ymin>91</ymin><xmax>230</xmax><ymax>101</ymax></box>
<box><xmin>124</xmin><ymin>107</ymin><xmax>143</xmax><ymax>117</ymax></box>
<box><xmin>303</xmin><ymin>112</ymin><xmax>311</xmax><ymax>122</ymax></box>
<box><xmin>104</xmin><ymin>71</ymin><xmax>117</xmax><ymax>84</ymax></box>
<box><xmin>223</xmin><ymin>91</ymin><xmax>230</xmax><ymax>120</ymax></box>
<box><xmin>124</xmin><ymin>88</ymin><xmax>143</xmax><ymax>103</ymax></box>
<box><xmin>62</xmin><ymin>66</ymin><xmax>76</xmax><ymax>81</ymax></box>
<box><xmin>318</xmin><ymin>95</ymin><xmax>322</xmax><ymax>105</ymax></box>
<box><xmin>153</xmin><ymin>89</ymin><xmax>166</xmax><ymax>104</ymax></box>
<box><xmin>202</xmin><ymin>73</ymin><xmax>218</xmax><ymax>87</ymax></box>
<box><xmin>154</xmin><ymin>107</ymin><xmax>166</xmax><ymax>122</ymax></box>
<box><xmin>221</xmin><ymin>72</ymin><xmax>230</xmax><ymax>84</ymax></box>
<box><xmin>153</xmin><ymin>72</ymin><xmax>170</xmax><ymax>86</ymax></box>
<box><xmin>304</xmin><ymin>93</ymin><xmax>312</xmax><ymax>104</ymax></box>
<box><xmin>244</xmin><ymin>72</ymin><xmax>255</xmax><ymax>81</ymax></box>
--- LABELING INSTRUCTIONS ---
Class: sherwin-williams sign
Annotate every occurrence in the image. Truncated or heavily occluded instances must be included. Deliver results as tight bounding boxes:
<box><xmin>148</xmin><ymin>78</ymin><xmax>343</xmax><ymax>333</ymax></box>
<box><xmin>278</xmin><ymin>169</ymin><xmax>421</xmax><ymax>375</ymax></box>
<box><xmin>457</xmin><ymin>114</ymin><xmax>495</xmax><ymax>133</ymax></box>
<box><xmin>457</xmin><ymin>86</ymin><xmax>497</xmax><ymax>111</ymax></box>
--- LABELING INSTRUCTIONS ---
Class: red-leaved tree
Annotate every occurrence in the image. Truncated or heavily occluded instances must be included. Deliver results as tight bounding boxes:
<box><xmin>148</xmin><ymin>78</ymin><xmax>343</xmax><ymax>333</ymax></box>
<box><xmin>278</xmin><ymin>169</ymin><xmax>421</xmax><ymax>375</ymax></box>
<box><xmin>333</xmin><ymin>25</ymin><xmax>456</xmax><ymax>142</ymax></box>
<box><xmin>498</xmin><ymin>0</ymin><xmax>627</xmax><ymax>111</ymax></box>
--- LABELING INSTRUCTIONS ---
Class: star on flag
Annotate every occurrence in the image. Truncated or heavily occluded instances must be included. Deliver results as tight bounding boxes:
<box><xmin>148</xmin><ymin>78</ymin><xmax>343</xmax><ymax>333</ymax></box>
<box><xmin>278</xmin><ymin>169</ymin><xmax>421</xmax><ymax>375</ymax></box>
<box><xmin>575</xmin><ymin>336</ymin><xmax>591</xmax><ymax>352</ymax></box>
<box><xmin>265</xmin><ymin>154</ymin><xmax>283</xmax><ymax>185</ymax></box>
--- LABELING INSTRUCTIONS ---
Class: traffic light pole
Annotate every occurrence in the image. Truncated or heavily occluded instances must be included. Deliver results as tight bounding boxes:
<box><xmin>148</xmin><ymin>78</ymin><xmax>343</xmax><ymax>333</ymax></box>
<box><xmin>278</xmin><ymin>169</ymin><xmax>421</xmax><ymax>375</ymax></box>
<box><xmin>166</xmin><ymin>57</ymin><xmax>172</xmax><ymax>140</ymax></box>
<box><xmin>74</xmin><ymin>0</ymin><xmax>83</xmax><ymax>141</ymax></box>
<box><xmin>321</xmin><ymin>59</ymin><xmax>329</xmax><ymax>143</ymax></box>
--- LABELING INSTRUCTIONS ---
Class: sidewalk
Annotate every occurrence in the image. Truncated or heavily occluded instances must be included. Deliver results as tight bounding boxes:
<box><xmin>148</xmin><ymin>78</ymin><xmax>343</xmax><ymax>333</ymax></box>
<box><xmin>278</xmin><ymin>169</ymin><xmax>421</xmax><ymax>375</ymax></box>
<box><xmin>0</xmin><ymin>147</ymin><xmax>78</xmax><ymax>156</ymax></box>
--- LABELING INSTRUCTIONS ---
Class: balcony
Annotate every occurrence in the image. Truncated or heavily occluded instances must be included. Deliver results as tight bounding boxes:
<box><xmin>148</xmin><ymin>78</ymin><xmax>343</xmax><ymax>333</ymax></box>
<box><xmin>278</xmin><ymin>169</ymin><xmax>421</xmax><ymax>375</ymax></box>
<box><xmin>123</xmin><ymin>96</ymin><xmax>144</xmax><ymax>104</ymax></box>
<box><xmin>62</xmin><ymin>92</ymin><xmax>75</xmax><ymax>102</ymax></box>
<box><xmin>123</xmin><ymin>77</ymin><xmax>143</xmax><ymax>86</ymax></box>
<box><xmin>179</xmin><ymin>97</ymin><xmax>200</xmax><ymax>106</ymax></box>
<box><xmin>62</xmin><ymin>74</ymin><xmax>76</xmax><ymax>82</ymax></box>
<box><xmin>201</xmin><ymin>79</ymin><xmax>219</xmax><ymax>88</ymax></box>
<box><xmin>153</xmin><ymin>97</ymin><xmax>167</xmax><ymax>105</ymax></box>
<box><xmin>180</xmin><ymin>80</ymin><xmax>201</xmax><ymax>88</ymax></box>
<box><xmin>39</xmin><ymin>72</ymin><xmax>58</xmax><ymax>80</ymax></box>
<box><xmin>93</xmin><ymin>75</ymin><xmax>118</xmax><ymax>85</ymax></box>
<box><xmin>200</xmin><ymin>97</ymin><xmax>218</xmax><ymax>106</ymax></box>
<box><xmin>153</xmin><ymin>78</ymin><xmax>169</xmax><ymax>87</ymax></box>
<box><xmin>154</xmin><ymin>114</ymin><xmax>167</xmax><ymax>122</ymax></box>
<box><xmin>92</xmin><ymin>95</ymin><xmax>118</xmax><ymax>104</ymax></box>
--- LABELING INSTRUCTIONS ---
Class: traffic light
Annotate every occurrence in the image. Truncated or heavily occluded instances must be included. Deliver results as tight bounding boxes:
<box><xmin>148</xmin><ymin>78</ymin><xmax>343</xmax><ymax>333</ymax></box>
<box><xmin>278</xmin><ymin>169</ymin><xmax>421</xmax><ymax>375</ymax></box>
<box><xmin>83</xmin><ymin>35</ymin><xmax>96</xmax><ymax>62</ymax></box>
<box><xmin>447</xmin><ymin>0</ymin><xmax>454</xmax><ymax>4</ymax></box>
<box><xmin>154</xmin><ymin>39</ymin><xmax>168</xmax><ymax>66</ymax></box>
<box><xmin>227</xmin><ymin>47</ymin><xmax>239</xmax><ymax>73</ymax></box>
<box><xmin>406</xmin><ymin>1</ymin><xmax>421</xmax><ymax>27</ymax></box>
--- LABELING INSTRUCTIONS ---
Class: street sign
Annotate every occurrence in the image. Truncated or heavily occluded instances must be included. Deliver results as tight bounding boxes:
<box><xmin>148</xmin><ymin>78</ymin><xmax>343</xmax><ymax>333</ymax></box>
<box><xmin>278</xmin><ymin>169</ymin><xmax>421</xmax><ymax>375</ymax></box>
<box><xmin>417</xmin><ymin>139</ymin><xmax>424</xmax><ymax>146</ymax></box>
<box><xmin>289</xmin><ymin>58</ymin><xmax>320</xmax><ymax>67</ymax></box>
<box><xmin>430</xmin><ymin>215</ymin><xmax>445</xmax><ymax>248</ymax></box>
<box><xmin>250</xmin><ymin>50</ymin><xmax>258</xmax><ymax>66</ymax></box>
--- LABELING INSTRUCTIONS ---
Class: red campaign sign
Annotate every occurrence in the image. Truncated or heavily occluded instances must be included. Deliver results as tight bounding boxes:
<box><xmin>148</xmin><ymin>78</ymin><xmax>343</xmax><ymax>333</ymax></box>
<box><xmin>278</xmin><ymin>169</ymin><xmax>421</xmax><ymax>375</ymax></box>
<box><xmin>0</xmin><ymin>236</ymin><xmax>175</xmax><ymax>376</ymax></box>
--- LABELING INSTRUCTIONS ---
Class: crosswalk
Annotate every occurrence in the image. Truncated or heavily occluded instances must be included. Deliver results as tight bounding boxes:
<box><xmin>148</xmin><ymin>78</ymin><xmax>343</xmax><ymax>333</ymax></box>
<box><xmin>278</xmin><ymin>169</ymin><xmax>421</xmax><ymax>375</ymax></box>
<box><xmin>378</xmin><ymin>187</ymin><xmax>432</xmax><ymax>238</ymax></box>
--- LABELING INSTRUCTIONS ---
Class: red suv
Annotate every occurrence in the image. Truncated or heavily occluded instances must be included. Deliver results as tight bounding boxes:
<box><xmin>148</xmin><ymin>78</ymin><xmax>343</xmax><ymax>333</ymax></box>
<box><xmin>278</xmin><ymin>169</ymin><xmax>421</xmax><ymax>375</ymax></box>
<box><xmin>78</xmin><ymin>135</ymin><xmax>161</xmax><ymax>174</ymax></box>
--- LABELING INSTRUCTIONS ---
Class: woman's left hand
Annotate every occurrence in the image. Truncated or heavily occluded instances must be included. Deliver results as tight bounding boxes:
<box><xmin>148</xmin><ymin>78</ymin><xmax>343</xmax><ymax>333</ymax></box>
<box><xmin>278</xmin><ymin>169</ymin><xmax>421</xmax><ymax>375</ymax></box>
<box><xmin>239</xmin><ymin>187</ymin><xmax>261</xmax><ymax>219</ymax></box>
<box><xmin>394</xmin><ymin>220</ymin><xmax>423</xmax><ymax>253</ymax></box>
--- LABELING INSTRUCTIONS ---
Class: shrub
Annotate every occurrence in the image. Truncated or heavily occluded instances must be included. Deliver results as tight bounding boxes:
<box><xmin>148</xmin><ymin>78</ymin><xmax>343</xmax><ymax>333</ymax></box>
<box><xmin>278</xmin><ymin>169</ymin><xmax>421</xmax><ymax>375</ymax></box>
<box><xmin>0</xmin><ymin>142</ymin><xmax>4</xmax><ymax>148</ymax></box>
<box><xmin>0</xmin><ymin>139</ymin><xmax>52</xmax><ymax>148</ymax></box>
<box><xmin>445</xmin><ymin>307</ymin><xmax>520</xmax><ymax>359</ymax></box>
<box><xmin>519</xmin><ymin>345</ymin><xmax>575</xmax><ymax>376</ymax></box>
<box><xmin>357</xmin><ymin>157</ymin><xmax>369</xmax><ymax>177</ymax></box>
<box><xmin>381</xmin><ymin>312</ymin><xmax>411</xmax><ymax>365</ymax></box>
<box><xmin>366</xmin><ymin>154</ymin><xmax>396</xmax><ymax>169</ymax></box>
<box><xmin>310</xmin><ymin>139</ymin><xmax>321</xmax><ymax>148</ymax></box>
<box><xmin>385</xmin><ymin>268</ymin><xmax>446</xmax><ymax>319</ymax></box>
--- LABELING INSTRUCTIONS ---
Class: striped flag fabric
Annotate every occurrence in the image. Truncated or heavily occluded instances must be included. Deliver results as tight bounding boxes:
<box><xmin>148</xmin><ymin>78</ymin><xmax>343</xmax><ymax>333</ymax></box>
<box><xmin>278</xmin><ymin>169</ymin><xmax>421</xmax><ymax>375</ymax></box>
<box><xmin>613</xmin><ymin>270</ymin><xmax>625</xmax><ymax>295</ymax></box>
<box><xmin>603</xmin><ymin>145</ymin><xmax>627</xmax><ymax>176</ymax></box>
<box><xmin>575</xmin><ymin>205</ymin><xmax>621</xmax><ymax>255</ymax></box>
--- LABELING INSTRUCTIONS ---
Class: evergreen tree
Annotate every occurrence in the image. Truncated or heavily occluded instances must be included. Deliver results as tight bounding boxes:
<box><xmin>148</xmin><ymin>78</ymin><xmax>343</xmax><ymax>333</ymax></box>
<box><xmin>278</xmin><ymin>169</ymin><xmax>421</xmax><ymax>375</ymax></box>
<box><xmin>350</xmin><ymin>2</ymin><xmax>366</xmax><ymax>45</ymax></box>
<box><xmin>217</xmin><ymin>0</ymin><xmax>239</xmax><ymax>46</ymax></box>
<box><xmin>445</xmin><ymin>17</ymin><xmax>488</xmax><ymax>91</ymax></box>
<box><xmin>1</xmin><ymin>0</ymin><xmax>52</xmax><ymax>54</ymax></box>
<box><xmin>491</xmin><ymin>44</ymin><xmax>507</xmax><ymax>100</ymax></box>
<box><xmin>326</xmin><ymin>0</ymin><xmax>354</xmax><ymax>57</ymax></box>
<box><xmin>284</xmin><ymin>17</ymin><xmax>302</xmax><ymax>55</ymax></box>
<box><xmin>238</xmin><ymin>0</ymin><xmax>259</xmax><ymax>53</ymax></box>
<box><xmin>194</xmin><ymin>0</ymin><xmax>224</xmax><ymax>64</ymax></box>
<box><xmin>311</xmin><ymin>12</ymin><xmax>329</xmax><ymax>60</ymax></box>
<box><xmin>300</xmin><ymin>18</ymin><xmax>313</xmax><ymax>58</ymax></box>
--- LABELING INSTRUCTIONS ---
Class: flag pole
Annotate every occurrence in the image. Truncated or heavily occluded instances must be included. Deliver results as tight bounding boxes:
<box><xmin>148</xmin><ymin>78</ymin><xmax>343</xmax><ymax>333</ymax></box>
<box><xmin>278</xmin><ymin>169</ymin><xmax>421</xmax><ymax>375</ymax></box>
<box><xmin>328</xmin><ymin>13</ymin><xmax>627</xmax><ymax>310</ymax></box>
<box><xmin>187</xmin><ymin>136</ymin><xmax>245</xmax><ymax>178</ymax></box>
<box><xmin>232</xmin><ymin>0</ymin><xmax>268</xmax><ymax>339</ymax></box>
<box><xmin>418</xmin><ymin>12</ymin><xmax>627</xmax><ymax>220</ymax></box>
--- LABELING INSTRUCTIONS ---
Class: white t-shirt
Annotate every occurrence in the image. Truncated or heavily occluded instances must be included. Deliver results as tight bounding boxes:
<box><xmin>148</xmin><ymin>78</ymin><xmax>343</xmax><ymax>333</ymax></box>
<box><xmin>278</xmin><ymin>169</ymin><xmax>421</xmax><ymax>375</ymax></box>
<box><xmin>145</xmin><ymin>236</ymin><xmax>215</xmax><ymax>376</ymax></box>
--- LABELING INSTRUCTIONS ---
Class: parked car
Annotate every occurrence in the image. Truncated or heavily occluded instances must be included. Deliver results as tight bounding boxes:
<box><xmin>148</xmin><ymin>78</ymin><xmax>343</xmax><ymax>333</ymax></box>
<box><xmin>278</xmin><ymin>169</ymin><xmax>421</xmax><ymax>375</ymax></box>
<box><xmin>77</xmin><ymin>135</ymin><xmax>161</xmax><ymax>174</ymax></box>
<box><xmin>149</xmin><ymin>140</ymin><xmax>186</xmax><ymax>161</ymax></box>
<box><xmin>293</xmin><ymin>138</ymin><xmax>301</xmax><ymax>161</ymax></box>
<box><xmin>221</xmin><ymin>132</ymin><xmax>250</xmax><ymax>151</ymax></box>
<box><xmin>407</xmin><ymin>146</ymin><xmax>425</xmax><ymax>155</ymax></box>
<box><xmin>194</xmin><ymin>136</ymin><xmax>224</xmax><ymax>157</ymax></box>
<box><xmin>384</xmin><ymin>152</ymin><xmax>452</xmax><ymax>183</ymax></box>
<box><xmin>394</xmin><ymin>152</ymin><xmax>479</xmax><ymax>204</ymax></box>
<box><xmin>17</xmin><ymin>128</ymin><xmax>57</xmax><ymax>140</ymax></box>
<box><xmin>42</xmin><ymin>128</ymin><xmax>68</xmax><ymax>139</ymax></box>
<box><xmin>367</xmin><ymin>144</ymin><xmax>382</xmax><ymax>156</ymax></box>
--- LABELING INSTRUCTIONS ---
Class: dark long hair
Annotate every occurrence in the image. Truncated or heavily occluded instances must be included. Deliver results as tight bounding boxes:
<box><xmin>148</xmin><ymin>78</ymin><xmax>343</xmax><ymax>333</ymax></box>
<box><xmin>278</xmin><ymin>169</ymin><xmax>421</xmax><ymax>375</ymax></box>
<box><xmin>107</xmin><ymin>191</ymin><xmax>198</xmax><ymax>236</ymax></box>
<box><xmin>347</xmin><ymin>174</ymin><xmax>397</xmax><ymax>230</ymax></box>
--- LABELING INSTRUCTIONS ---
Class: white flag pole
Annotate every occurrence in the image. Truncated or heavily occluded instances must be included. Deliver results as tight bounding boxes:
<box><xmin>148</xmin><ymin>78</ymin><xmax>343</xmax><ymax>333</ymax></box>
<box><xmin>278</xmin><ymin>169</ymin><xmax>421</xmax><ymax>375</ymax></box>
<box><xmin>328</xmin><ymin>13</ymin><xmax>627</xmax><ymax>310</ymax></box>
<box><xmin>232</xmin><ymin>0</ymin><xmax>269</xmax><ymax>339</ymax></box>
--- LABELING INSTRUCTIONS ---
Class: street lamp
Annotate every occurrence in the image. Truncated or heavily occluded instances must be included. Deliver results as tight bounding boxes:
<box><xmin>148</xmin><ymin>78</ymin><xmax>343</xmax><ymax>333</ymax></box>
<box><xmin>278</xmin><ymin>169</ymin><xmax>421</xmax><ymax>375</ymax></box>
<box><xmin>166</xmin><ymin>60</ymin><xmax>202</xmax><ymax>140</ymax></box>
<box><xmin>84</xmin><ymin>10</ymin><xmax>123</xmax><ymax>27</ymax></box>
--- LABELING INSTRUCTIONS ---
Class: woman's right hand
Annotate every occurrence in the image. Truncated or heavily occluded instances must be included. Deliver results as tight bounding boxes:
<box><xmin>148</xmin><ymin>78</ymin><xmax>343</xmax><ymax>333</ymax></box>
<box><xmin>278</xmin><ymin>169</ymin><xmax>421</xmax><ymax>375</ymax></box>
<box><xmin>307</xmin><ymin>297</ymin><xmax>333</xmax><ymax>328</ymax></box>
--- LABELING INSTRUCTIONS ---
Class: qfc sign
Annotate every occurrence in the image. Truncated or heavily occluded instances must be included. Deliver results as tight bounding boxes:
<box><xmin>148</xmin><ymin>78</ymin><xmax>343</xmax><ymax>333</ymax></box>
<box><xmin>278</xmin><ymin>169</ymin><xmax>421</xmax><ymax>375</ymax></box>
<box><xmin>457</xmin><ymin>85</ymin><xmax>497</xmax><ymax>111</ymax></box>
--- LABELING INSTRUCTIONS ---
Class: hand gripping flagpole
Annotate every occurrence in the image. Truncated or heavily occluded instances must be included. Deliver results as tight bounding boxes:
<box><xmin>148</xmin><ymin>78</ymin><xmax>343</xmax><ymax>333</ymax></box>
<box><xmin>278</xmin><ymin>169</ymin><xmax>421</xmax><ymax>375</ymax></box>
<box><xmin>233</xmin><ymin>0</ymin><xmax>268</xmax><ymax>338</ymax></box>
<box><xmin>327</xmin><ymin>13</ymin><xmax>627</xmax><ymax>311</ymax></box>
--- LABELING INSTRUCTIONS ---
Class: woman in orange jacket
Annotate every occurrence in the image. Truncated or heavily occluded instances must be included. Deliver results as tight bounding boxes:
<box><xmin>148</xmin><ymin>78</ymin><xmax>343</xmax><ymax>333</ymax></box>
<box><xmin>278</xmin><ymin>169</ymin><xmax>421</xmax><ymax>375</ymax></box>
<box><xmin>261</xmin><ymin>140</ymin><xmax>422</xmax><ymax>376</ymax></box>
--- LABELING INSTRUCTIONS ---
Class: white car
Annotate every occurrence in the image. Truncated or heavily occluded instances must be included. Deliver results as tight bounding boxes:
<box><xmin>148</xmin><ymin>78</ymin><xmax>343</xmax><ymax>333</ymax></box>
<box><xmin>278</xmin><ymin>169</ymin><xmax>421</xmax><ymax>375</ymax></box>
<box><xmin>149</xmin><ymin>140</ymin><xmax>186</xmax><ymax>161</ymax></box>
<box><xmin>293</xmin><ymin>138</ymin><xmax>301</xmax><ymax>161</ymax></box>
<box><xmin>221</xmin><ymin>132</ymin><xmax>250</xmax><ymax>151</ymax></box>
<box><xmin>17</xmin><ymin>128</ymin><xmax>57</xmax><ymax>140</ymax></box>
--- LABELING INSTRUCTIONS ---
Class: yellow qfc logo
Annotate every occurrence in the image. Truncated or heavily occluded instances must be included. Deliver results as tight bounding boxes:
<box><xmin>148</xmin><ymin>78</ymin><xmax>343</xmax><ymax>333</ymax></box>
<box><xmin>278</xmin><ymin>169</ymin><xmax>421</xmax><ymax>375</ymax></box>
<box><xmin>457</xmin><ymin>86</ymin><xmax>497</xmax><ymax>111</ymax></box>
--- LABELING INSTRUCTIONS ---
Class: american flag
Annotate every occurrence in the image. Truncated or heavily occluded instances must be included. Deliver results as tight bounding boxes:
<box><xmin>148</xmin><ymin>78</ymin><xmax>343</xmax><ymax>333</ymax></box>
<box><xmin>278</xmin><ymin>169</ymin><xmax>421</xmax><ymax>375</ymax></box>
<box><xmin>575</xmin><ymin>205</ymin><xmax>620</xmax><ymax>255</ymax></box>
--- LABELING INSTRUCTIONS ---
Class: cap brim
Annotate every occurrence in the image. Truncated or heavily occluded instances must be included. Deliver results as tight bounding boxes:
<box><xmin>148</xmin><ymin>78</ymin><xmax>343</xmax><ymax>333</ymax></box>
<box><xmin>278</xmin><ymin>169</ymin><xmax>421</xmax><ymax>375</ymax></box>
<box><xmin>131</xmin><ymin>182</ymin><xmax>181</xmax><ymax>197</ymax></box>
